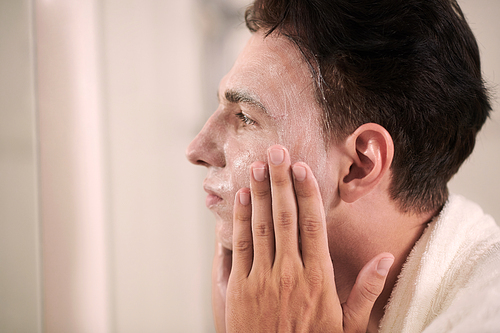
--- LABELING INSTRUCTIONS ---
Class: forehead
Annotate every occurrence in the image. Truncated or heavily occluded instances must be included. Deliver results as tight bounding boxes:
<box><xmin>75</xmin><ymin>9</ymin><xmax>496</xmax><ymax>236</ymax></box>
<box><xmin>220</xmin><ymin>32</ymin><xmax>318</xmax><ymax>118</ymax></box>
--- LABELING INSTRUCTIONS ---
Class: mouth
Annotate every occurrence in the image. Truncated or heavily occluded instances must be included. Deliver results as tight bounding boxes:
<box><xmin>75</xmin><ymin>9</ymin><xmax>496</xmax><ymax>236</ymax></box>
<box><xmin>203</xmin><ymin>184</ymin><xmax>223</xmax><ymax>208</ymax></box>
<box><xmin>203</xmin><ymin>181</ymin><xmax>233</xmax><ymax>250</ymax></box>
<box><xmin>205</xmin><ymin>193</ymin><xmax>223</xmax><ymax>208</ymax></box>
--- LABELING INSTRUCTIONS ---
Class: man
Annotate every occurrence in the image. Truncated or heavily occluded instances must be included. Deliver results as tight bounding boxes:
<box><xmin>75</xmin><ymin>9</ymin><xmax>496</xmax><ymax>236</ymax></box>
<box><xmin>187</xmin><ymin>0</ymin><xmax>500</xmax><ymax>331</ymax></box>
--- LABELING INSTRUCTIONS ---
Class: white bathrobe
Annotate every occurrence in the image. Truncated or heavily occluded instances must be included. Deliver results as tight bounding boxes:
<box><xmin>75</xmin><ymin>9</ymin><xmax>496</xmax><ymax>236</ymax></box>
<box><xmin>379</xmin><ymin>194</ymin><xmax>500</xmax><ymax>333</ymax></box>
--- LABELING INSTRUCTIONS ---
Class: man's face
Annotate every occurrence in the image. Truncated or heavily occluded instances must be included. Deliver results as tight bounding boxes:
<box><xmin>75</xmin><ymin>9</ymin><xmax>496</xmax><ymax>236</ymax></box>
<box><xmin>187</xmin><ymin>32</ymin><xmax>341</xmax><ymax>251</ymax></box>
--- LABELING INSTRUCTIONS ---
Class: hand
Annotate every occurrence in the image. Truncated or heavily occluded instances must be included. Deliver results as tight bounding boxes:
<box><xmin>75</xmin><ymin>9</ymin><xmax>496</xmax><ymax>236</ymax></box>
<box><xmin>222</xmin><ymin>145</ymin><xmax>394</xmax><ymax>332</ymax></box>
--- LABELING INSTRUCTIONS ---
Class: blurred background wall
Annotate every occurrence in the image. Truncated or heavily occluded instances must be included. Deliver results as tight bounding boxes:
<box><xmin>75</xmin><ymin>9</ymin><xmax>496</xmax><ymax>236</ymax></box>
<box><xmin>0</xmin><ymin>0</ymin><xmax>40</xmax><ymax>332</ymax></box>
<box><xmin>0</xmin><ymin>0</ymin><xmax>498</xmax><ymax>332</ymax></box>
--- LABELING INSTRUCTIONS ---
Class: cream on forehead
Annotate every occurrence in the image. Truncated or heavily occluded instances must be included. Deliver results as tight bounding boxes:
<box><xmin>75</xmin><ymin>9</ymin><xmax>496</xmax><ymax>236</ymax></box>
<box><xmin>221</xmin><ymin>31</ymin><xmax>327</xmax><ymax>164</ymax></box>
<box><xmin>223</xmin><ymin>33</ymin><xmax>316</xmax><ymax>119</ymax></box>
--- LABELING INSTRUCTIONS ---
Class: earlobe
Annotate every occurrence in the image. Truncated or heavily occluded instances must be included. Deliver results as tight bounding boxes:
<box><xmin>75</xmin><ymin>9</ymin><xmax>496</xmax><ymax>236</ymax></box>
<box><xmin>339</xmin><ymin>123</ymin><xmax>394</xmax><ymax>203</ymax></box>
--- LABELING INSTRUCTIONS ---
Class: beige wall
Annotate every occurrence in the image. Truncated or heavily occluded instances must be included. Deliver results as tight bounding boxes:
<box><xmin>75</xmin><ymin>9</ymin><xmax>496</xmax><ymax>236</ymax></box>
<box><xmin>448</xmin><ymin>0</ymin><xmax>500</xmax><ymax>222</ymax></box>
<box><xmin>0</xmin><ymin>1</ymin><xmax>498</xmax><ymax>332</ymax></box>
<box><xmin>102</xmin><ymin>0</ymin><xmax>212</xmax><ymax>331</ymax></box>
<box><xmin>0</xmin><ymin>0</ymin><xmax>41</xmax><ymax>332</ymax></box>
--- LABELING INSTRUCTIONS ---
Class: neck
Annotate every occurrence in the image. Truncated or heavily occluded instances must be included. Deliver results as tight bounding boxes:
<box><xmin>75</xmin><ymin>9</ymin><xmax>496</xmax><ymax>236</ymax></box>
<box><xmin>366</xmin><ymin>220</ymin><xmax>428</xmax><ymax>332</ymax></box>
<box><xmin>327</xmin><ymin>198</ymin><xmax>437</xmax><ymax>332</ymax></box>
<box><xmin>367</xmin><ymin>206</ymin><xmax>438</xmax><ymax>333</ymax></box>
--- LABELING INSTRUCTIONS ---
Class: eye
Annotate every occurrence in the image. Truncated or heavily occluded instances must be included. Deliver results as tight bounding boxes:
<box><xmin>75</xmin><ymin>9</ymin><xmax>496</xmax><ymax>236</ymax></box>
<box><xmin>235</xmin><ymin>112</ymin><xmax>256</xmax><ymax>126</ymax></box>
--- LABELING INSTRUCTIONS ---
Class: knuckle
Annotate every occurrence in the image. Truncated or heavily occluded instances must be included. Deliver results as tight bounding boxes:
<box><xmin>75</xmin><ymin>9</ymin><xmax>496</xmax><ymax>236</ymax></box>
<box><xmin>359</xmin><ymin>279</ymin><xmax>383</xmax><ymax>303</ymax></box>
<box><xmin>236</xmin><ymin>210</ymin><xmax>251</xmax><ymax>223</ymax></box>
<box><xmin>295</xmin><ymin>185</ymin><xmax>315</xmax><ymax>199</ymax></box>
<box><xmin>279</xmin><ymin>271</ymin><xmax>296</xmax><ymax>293</ymax></box>
<box><xmin>301</xmin><ymin>216</ymin><xmax>322</xmax><ymax>235</ymax></box>
<box><xmin>271</xmin><ymin>174</ymin><xmax>290</xmax><ymax>188</ymax></box>
<box><xmin>253</xmin><ymin>220</ymin><xmax>272</xmax><ymax>237</ymax></box>
<box><xmin>275</xmin><ymin>210</ymin><xmax>295</xmax><ymax>228</ymax></box>
<box><xmin>252</xmin><ymin>187</ymin><xmax>270</xmax><ymax>200</ymax></box>
<box><xmin>305</xmin><ymin>267</ymin><xmax>325</xmax><ymax>287</ymax></box>
<box><xmin>233</xmin><ymin>238</ymin><xmax>252</xmax><ymax>253</ymax></box>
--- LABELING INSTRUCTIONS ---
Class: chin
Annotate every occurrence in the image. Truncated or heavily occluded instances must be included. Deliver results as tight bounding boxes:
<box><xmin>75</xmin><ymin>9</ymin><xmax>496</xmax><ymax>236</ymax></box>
<box><xmin>214</xmin><ymin>216</ymin><xmax>234</xmax><ymax>251</ymax></box>
<box><xmin>220</xmin><ymin>237</ymin><xmax>233</xmax><ymax>252</ymax></box>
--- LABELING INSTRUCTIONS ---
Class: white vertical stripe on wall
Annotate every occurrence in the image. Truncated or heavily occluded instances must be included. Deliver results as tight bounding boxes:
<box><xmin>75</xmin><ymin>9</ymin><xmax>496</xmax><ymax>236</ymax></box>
<box><xmin>36</xmin><ymin>0</ymin><xmax>109</xmax><ymax>332</ymax></box>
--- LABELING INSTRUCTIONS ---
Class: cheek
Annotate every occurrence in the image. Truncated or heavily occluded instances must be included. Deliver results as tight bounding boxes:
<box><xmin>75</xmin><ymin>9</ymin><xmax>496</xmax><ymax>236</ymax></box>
<box><xmin>226</xmin><ymin>138</ymin><xmax>270</xmax><ymax>191</ymax></box>
<box><xmin>216</xmin><ymin>137</ymin><xmax>272</xmax><ymax>249</ymax></box>
<box><xmin>279</xmin><ymin>116</ymin><xmax>341</xmax><ymax>211</ymax></box>
<box><xmin>280</xmin><ymin>114</ymin><xmax>326</xmax><ymax>168</ymax></box>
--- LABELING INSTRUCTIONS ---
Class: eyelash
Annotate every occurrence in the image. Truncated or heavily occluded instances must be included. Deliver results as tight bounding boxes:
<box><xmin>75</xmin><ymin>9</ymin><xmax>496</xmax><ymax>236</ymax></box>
<box><xmin>235</xmin><ymin>112</ymin><xmax>256</xmax><ymax>126</ymax></box>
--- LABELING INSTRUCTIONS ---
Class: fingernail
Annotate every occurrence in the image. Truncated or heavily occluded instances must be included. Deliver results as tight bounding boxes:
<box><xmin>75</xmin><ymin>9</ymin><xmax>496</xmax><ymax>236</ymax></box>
<box><xmin>239</xmin><ymin>190</ymin><xmax>250</xmax><ymax>206</ymax></box>
<box><xmin>292</xmin><ymin>165</ymin><xmax>306</xmax><ymax>182</ymax></box>
<box><xmin>252</xmin><ymin>166</ymin><xmax>267</xmax><ymax>182</ymax></box>
<box><xmin>377</xmin><ymin>257</ymin><xmax>394</xmax><ymax>277</ymax></box>
<box><xmin>269</xmin><ymin>147</ymin><xmax>284</xmax><ymax>165</ymax></box>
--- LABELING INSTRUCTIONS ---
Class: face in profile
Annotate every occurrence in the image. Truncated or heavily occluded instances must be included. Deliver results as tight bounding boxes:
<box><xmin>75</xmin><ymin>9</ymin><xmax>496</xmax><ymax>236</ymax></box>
<box><xmin>187</xmin><ymin>31</ymin><xmax>340</xmax><ymax>251</ymax></box>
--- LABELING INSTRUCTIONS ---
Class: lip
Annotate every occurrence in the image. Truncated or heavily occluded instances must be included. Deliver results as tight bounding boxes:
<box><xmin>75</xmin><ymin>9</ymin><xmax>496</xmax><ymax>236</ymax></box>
<box><xmin>204</xmin><ymin>184</ymin><xmax>223</xmax><ymax>208</ymax></box>
<box><xmin>206</xmin><ymin>193</ymin><xmax>223</xmax><ymax>208</ymax></box>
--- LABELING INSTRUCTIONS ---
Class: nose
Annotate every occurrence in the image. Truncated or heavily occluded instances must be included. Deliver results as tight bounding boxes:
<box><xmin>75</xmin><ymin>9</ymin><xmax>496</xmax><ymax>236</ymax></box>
<box><xmin>186</xmin><ymin>113</ymin><xmax>226</xmax><ymax>168</ymax></box>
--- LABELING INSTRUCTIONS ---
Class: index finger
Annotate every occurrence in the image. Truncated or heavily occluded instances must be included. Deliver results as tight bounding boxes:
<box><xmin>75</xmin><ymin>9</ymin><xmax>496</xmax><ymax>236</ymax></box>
<box><xmin>291</xmin><ymin>162</ymin><xmax>330</xmax><ymax>267</ymax></box>
<box><xmin>267</xmin><ymin>145</ymin><xmax>301</xmax><ymax>261</ymax></box>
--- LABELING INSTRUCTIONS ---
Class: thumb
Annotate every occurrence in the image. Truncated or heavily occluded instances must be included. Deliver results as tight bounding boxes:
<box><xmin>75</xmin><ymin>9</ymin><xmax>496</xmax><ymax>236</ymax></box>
<box><xmin>342</xmin><ymin>253</ymin><xmax>394</xmax><ymax>333</ymax></box>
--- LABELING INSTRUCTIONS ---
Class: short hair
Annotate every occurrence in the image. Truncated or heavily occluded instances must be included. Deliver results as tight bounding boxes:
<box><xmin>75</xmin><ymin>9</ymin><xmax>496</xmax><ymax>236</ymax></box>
<box><xmin>245</xmin><ymin>0</ymin><xmax>491</xmax><ymax>213</ymax></box>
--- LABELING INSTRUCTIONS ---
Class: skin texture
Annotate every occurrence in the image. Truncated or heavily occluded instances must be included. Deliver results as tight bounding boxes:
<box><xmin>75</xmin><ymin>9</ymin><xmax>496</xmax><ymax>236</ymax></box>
<box><xmin>186</xmin><ymin>31</ymin><xmax>435</xmax><ymax>332</ymax></box>
<box><xmin>191</xmin><ymin>32</ymin><xmax>334</xmax><ymax>252</ymax></box>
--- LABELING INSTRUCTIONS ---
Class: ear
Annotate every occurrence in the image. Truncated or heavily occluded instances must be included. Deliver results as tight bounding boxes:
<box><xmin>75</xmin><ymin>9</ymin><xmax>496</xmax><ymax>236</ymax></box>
<box><xmin>339</xmin><ymin>123</ymin><xmax>394</xmax><ymax>203</ymax></box>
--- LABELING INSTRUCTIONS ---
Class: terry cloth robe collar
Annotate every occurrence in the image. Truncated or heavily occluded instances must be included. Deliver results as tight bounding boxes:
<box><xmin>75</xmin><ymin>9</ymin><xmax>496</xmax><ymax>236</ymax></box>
<box><xmin>379</xmin><ymin>194</ymin><xmax>500</xmax><ymax>333</ymax></box>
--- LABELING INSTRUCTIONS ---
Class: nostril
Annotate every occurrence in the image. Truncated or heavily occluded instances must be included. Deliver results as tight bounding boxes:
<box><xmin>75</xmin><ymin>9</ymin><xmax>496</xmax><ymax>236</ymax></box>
<box><xmin>186</xmin><ymin>130</ymin><xmax>225</xmax><ymax>168</ymax></box>
<box><xmin>196</xmin><ymin>159</ymin><xmax>209</xmax><ymax>167</ymax></box>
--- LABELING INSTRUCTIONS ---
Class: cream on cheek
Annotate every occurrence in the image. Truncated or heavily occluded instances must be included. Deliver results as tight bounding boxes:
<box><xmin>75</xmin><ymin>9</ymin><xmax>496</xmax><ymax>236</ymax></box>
<box><xmin>214</xmin><ymin>135</ymin><xmax>273</xmax><ymax>249</ymax></box>
<box><xmin>265</xmin><ymin>82</ymin><xmax>337</xmax><ymax>213</ymax></box>
<box><xmin>225</xmin><ymin>133</ymin><xmax>274</xmax><ymax>192</ymax></box>
<box><xmin>261</xmin><ymin>71</ymin><xmax>330</xmax><ymax>182</ymax></box>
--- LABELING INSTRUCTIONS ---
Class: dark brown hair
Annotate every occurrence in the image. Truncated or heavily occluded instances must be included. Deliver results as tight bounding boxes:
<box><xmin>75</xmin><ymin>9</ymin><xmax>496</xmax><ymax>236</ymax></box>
<box><xmin>245</xmin><ymin>0</ymin><xmax>491</xmax><ymax>213</ymax></box>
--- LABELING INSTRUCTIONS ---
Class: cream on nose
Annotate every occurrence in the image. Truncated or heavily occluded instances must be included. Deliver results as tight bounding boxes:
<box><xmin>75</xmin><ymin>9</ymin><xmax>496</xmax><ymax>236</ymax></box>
<box><xmin>185</xmin><ymin>119</ymin><xmax>226</xmax><ymax>168</ymax></box>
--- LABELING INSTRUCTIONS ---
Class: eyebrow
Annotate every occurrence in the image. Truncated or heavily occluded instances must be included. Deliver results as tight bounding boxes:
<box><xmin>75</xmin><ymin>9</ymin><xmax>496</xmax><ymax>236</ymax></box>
<box><xmin>219</xmin><ymin>89</ymin><xmax>269</xmax><ymax>114</ymax></box>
